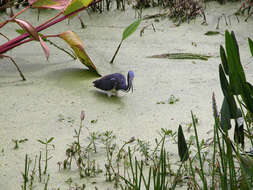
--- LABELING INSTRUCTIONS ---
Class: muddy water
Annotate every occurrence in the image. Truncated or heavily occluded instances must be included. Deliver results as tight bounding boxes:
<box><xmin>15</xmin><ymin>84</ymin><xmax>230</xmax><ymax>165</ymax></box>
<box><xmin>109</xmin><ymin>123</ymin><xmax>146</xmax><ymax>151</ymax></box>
<box><xmin>0</xmin><ymin>2</ymin><xmax>253</xmax><ymax>189</ymax></box>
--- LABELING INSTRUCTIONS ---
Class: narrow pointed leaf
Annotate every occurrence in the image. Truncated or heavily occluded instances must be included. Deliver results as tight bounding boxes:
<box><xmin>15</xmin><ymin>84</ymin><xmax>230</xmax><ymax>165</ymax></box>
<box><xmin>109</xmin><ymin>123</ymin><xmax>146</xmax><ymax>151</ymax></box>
<box><xmin>29</xmin><ymin>0</ymin><xmax>70</xmax><ymax>10</ymax></box>
<box><xmin>225</xmin><ymin>30</ymin><xmax>246</xmax><ymax>95</ymax></box>
<box><xmin>220</xmin><ymin>45</ymin><xmax>229</xmax><ymax>75</ymax></box>
<box><xmin>177</xmin><ymin>125</ymin><xmax>189</xmax><ymax>162</ymax></box>
<box><xmin>220</xmin><ymin>97</ymin><xmax>232</xmax><ymax>130</ymax></box>
<box><xmin>39</xmin><ymin>36</ymin><xmax>50</xmax><ymax>60</ymax></box>
<box><xmin>47</xmin><ymin>137</ymin><xmax>54</xmax><ymax>143</ymax></box>
<box><xmin>37</xmin><ymin>139</ymin><xmax>46</xmax><ymax>144</ymax></box>
<box><xmin>122</xmin><ymin>19</ymin><xmax>141</xmax><ymax>41</ymax></box>
<box><xmin>59</xmin><ymin>31</ymin><xmax>99</xmax><ymax>75</ymax></box>
<box><xmin>14</xmin><ymin>19</ymin><xmax>40</xmax><ymax>41</ymax></box>
<box><xmin>249</xmin><ymin>38</ymin><xmax>253</xmax><ymax>56</ymax></box>
<box><xmin>219</xmin><ymin>64</ymin><xmax>237</xmax><ymax>119</ymax></box>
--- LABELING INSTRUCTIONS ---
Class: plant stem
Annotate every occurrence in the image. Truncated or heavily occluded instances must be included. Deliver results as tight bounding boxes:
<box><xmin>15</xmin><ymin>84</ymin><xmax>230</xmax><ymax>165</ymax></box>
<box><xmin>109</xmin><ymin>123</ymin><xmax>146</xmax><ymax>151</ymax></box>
<box><xmin>39</xmin><ymin>151</ymin><xmax>42</xmax><ymax>182</ymax></box>
<box><xmin>110</xmin><ymin>40</ymin><xmax>122</xmax><ymax>63</ymax></box>
<box><xmin>44</xmin><ymin>143</ymin><xmax>48</xmax><ymax>175</ymax></box>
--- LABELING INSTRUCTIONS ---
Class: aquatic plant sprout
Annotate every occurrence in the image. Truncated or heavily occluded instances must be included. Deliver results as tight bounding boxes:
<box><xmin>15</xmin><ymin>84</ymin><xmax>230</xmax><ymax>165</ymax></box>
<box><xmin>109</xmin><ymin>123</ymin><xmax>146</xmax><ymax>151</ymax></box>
<box><xmin>110</xmin><ymin>19</ymin><xmax>142</xmax><ymax>63</ymax></box>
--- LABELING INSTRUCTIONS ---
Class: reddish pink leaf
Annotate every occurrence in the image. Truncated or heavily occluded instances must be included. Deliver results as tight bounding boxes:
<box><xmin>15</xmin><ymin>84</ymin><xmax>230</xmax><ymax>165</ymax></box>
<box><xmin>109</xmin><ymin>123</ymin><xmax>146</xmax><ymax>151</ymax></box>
<box><xmin>39</xmin><ymin>36</ymin><xmax>50</xmax><ymax>60</ymax></box>
<box><xmin>14</xmin><ymin>18</ymin><xmax>40</xmax><ymax>41</ymax></box>
<box><xmin>29</xmin><ymin>0</ymin><xmax>71</xmax><ymax>10</ymax></box>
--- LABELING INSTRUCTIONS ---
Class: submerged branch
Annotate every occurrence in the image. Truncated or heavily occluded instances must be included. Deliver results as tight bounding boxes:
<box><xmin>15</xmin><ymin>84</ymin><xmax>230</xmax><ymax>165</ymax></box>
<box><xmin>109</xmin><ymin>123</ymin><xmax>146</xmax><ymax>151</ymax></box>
<box><xmin>147</xmin><ymin>53</ymin><xmax>212</xmax><ymax>61</ymax></box>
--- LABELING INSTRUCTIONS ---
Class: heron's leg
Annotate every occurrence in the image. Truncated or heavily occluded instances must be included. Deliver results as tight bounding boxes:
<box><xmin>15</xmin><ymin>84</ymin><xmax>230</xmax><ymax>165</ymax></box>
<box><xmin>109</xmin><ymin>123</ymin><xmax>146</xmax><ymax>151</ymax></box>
<box><xmin>111</xmin><ymin>89</ymin><xmax>118</xmax><ymax>96</ymax></box>
<box><xmin>106</xmin><ymin>91</ymin><xmax>113</xmax><ymax>97</ymax></box>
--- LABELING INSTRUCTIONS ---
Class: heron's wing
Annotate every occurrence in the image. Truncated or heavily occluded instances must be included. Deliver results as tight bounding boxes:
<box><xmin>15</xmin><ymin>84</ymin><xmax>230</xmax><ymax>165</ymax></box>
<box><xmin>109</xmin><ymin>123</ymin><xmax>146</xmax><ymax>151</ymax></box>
<box><xmin>93</xmin><ymin>75</ymin><xmax>119</xmax><ymax>91</ymax></box>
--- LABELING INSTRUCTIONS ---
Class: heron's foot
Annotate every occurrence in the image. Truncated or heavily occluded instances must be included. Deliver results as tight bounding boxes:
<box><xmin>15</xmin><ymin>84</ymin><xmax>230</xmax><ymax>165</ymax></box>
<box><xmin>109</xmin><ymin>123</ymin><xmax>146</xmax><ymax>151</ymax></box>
<box><xmin>107</xmin><ymin>90</ymin><xmax>118</xmax><ymax>97</ymax></box>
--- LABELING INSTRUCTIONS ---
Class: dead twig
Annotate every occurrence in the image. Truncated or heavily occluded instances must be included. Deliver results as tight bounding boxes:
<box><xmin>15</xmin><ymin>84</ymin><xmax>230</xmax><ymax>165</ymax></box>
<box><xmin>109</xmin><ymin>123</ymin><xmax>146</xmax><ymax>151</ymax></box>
<box><xmin>0</xmin><ymin>54</ymin><xmax>26</xmax><ymax>80</ymax></box>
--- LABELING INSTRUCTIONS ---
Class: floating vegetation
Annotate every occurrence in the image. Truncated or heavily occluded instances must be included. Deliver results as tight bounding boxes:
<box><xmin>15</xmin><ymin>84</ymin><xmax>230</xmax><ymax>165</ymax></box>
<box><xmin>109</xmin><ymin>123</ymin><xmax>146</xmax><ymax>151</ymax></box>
<box><xmin>148</xmin><ymin>53</ymin><xmax>212</xmax><ymax>60</ymax></box>
<box><xmin>157</xmin><ymin>95</ymin><xmax>179</xmax><ymax>104</ymax></box>
<box><xmin>204</xmin><ymin>31</ymin><xmax>222</xmax><ymax>36</ymax></box>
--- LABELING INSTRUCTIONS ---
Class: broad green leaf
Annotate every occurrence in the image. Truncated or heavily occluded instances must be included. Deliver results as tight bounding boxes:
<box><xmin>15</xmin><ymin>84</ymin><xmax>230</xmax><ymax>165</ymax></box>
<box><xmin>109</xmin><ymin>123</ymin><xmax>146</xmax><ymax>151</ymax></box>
<box><xmin>59</xmin><ymin>30</ymin><xmax>100</xmax><ymax>75</ymax></box>
<box><xmin>177</xmin><ymin>125</ymin><xmax>189</xmax><ymax>162</ymax></box>
<box><xmin>64</xmin><ymin>0</ymin><xmax>93</xmax><ymax>16</ymax></box>
<box><xmin>220</xmin><ymin>97</ymin><xmax>232</xmax><ymax>131</ymax></box>
<box><xmin>220</xmin><ymin>45</ymin><xmax>229</xmax><ymax>75</ymax></box>
<box><xmin>225</xmin><ymin>30</ymin><xmax>246</xmax><ymax>95</ymax></box>
<box><xmin>47</xmin><ymin>137</ymin><xmax>54</xmax><ymax>143</ymax></box>
<box><xmin>241</xmin><ymin>82</ymin><xmax>253</xmax><ymax>114</ymax></box>
<box><xmin>122</xmin><ymin>19</ymin><xmax>141</xmax><ymax>41</ymax></box>
<box><xmin>219</xmin><ymin>64</ymin><xmax>238</xmax><ymax>119</ymax></box>
<box><xmin>249</xmin><ymin>38</ymin><xmax>253</xmax><ymax>56</ymax></box>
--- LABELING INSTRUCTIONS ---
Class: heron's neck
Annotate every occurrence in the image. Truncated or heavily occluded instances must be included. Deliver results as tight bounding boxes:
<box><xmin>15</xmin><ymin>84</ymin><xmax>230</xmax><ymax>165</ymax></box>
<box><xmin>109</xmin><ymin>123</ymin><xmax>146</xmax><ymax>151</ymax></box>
<box><xmin>120</xmin><ymin>76</ymin><xmax>131</xmax><ymax>92</ymax></box>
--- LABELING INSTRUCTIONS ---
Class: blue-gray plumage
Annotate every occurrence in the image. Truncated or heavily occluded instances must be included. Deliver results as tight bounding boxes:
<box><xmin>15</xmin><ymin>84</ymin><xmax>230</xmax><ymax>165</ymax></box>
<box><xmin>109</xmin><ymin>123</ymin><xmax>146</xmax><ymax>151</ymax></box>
<box><xmin>93</xmin><ymin>70</ymin><xmax>134</xmax><ymax>96</ymax></box>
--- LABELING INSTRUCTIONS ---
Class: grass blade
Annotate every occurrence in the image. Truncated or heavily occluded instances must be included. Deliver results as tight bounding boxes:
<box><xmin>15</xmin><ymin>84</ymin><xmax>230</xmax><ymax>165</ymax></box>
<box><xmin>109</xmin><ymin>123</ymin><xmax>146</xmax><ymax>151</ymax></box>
<box><xmin>249</xmin><ymin>38</ymin><xmax>253</xmax><ymax>56</ymax></box>
<box><xmin>191</xmin><ymin>111</ymin><xmax>208</xmax><ymax>190</ymax></box>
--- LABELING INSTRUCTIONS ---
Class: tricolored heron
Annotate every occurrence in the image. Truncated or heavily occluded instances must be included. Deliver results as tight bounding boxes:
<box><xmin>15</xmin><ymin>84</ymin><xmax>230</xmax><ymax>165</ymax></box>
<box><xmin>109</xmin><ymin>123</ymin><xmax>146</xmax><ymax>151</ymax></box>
<box><xmin>93</xmin><ymin>70</ymin><xmax>135</xmax><ymax>97</ymax></box>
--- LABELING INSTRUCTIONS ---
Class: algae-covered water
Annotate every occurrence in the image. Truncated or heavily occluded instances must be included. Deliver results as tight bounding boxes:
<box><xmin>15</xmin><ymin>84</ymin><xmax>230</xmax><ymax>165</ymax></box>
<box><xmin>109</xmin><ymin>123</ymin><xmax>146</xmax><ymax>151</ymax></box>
<box><xmin>0</xmin><ymin>2</ymin><xmax>253</xmax><ymax>189</ymax></box>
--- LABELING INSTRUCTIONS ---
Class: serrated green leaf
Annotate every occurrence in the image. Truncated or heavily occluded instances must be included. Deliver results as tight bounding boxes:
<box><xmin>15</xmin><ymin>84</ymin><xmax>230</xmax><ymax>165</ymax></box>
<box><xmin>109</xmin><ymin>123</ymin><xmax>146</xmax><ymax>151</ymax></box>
<box><xmin>225</xmin><ymin>30</ymin><xmax>246</xmax><ymax>95</ymax></box>
<box><xmin>248</xmin><ymin>38</ymin><xmax>253</xmax><ymax>56</ymax></box>
<box><xmin>177</xmin><ymin>125</ymin><xmax>189</xmax><ymax>162</ymax></box>
<box><xmin>47</xmin><ymin>137</ymin><xmax>54</xmax><ymax>143</ymax></box>
<box><xmin>122</xmin><ymin>19</ymin><xmax>141</xmax><ymax>41</ymax></box>
<box><xmin>219</xmin><ymin>64</ymin><xmax>238</xmax><ymax>119</ymax></box>
<box><xmin>220</xmin><ymin>97</ymin><xmax>232</xmax><ymax>131</ymax></box>
<box><xmin>220</xmin><ymin>45</ymin><xmax>229</xmax><ymax>75</ymax></box>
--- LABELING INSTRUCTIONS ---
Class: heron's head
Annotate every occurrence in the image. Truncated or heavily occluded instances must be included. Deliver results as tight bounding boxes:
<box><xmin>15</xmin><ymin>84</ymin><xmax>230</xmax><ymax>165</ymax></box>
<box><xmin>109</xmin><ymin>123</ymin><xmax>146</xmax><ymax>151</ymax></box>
<box><xmin>127</xmin><ymin>70</ymin><xmax>135</xmax><ymax>92</ymax></box>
